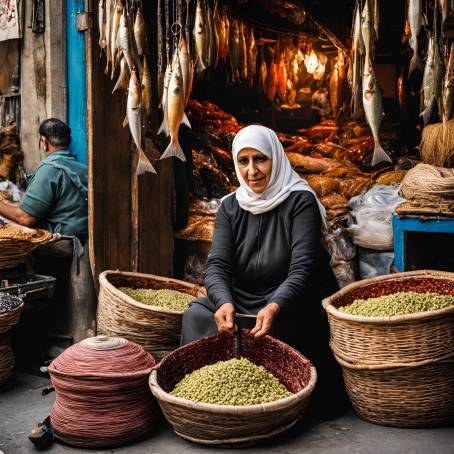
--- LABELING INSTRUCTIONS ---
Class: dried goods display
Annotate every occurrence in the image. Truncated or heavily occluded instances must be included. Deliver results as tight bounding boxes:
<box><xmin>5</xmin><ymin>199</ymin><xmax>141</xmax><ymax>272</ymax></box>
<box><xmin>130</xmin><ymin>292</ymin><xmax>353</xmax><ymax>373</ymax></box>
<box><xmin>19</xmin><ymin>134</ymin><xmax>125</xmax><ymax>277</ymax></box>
<box><xmin>119</xmin><ymin>287</ymin><xmax>193</xmax><ymax>312</ymax></box>
<box><xmin>171</xmin><ymin>357</ymin><xmax>293</xmax><ymax>405</ymax></box>
<box><xmin>339</xmin><ymin>291</ymin><xmax>454</xmax><ymax>317</ymax></box>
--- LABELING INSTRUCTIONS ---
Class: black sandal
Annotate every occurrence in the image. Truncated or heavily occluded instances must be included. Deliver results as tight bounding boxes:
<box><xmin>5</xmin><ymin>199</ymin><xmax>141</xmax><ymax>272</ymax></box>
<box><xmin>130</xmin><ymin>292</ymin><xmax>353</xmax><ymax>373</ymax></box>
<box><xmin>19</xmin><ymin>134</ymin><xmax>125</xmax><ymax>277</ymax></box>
<box><xmin>28</xmin><ymin>416</ymin><xmax>54</xmax><ymax>450</ymax></box>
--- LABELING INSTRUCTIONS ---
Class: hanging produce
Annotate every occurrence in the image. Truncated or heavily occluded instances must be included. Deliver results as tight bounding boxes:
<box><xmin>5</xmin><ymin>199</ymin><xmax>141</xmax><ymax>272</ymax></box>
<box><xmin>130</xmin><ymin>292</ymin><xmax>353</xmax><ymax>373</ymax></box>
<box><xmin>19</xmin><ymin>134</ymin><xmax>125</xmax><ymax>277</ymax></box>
<box><xmin>350</xmin><ymin>1</ymin><xmax>364</xmax><ymax>120</ymax></box>
<box><xmin>361</xmin><ymin>0</ymin><xmax>376</xmax><ymax>74</ymax></box>
<box><xmin>443</xmin><ymin>43</ymin><xmax>454</xmax><ymax>124</ymax></box>
<box><xmin>160</xmin><ymin>50</ymin><xmax>191</xmax><ymax>161</ymax></box>
<box><xmin>194</xmin><ymin>0</ymin><xmax>207</xmax><ymax>73</ymax></box>
<box><xmin>362</xmin><ymin>65</ymin><xmax>392</xmax><ymax>166</ymax></box>
<box><xmin>407</xmin><ymin>0</ymin><xmax>423</xmax><ymax>76</ymax></box>
<box><xmin>125</xmin><ymin>71</ymin><xmax>156</xmax><ymax>174</ymax></box>
<box><xmin>420</xmin><ymin>34</ymin><xmax>444</xmax><ymax>126</ymax></box>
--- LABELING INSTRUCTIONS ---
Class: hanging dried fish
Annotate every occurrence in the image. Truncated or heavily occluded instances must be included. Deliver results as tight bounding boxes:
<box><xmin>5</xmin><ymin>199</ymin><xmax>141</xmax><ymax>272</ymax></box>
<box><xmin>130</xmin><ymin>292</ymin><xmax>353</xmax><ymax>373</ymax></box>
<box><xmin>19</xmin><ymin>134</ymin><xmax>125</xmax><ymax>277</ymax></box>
<box><xmin>160</xmin><ymin>51</ymin><xmax>190</xmax><ymax>161</ymax></box>
<box><xmin>110</xmin><ymin>0</ymin><xmax>123</xmax><ymax>79</ymax></box>
<box><xmin>158</xmin><ymin>62</ymin><xmax>173</xmax><ymax>136</ymax></box>
<box><xmin>125</xmin><ymin>71</ymin><xmax>156</xmax><ymax>174</ymax></box>
<box><xmin>362</xmin><ymin>65</ymin><xmax>392</xmax><ymax>165</ymax></box>
<box><xmin>157</xmin><ymin>0</ymin><xmax>165</xmax><ymax>102</ymax></box>
<box><xmin>134</xmin><ymin>6</ymin><xmax>147</xmax><ymax>56</ymax></box>
<box><xmin>239</xmin><ymin>21</ymin><xmax>247</xmax><ymax>80</ymax></box>
<box><xmin>119</xmin><ymin>11</ymin><xmax>134</xmax><ymax>72</ymax></box>
<box><xmin>212</xmin><ymin>1</ymin><xmax>220</xmax><ymax>68</ymax></box>
<box><xmin>248</xmin><ymin>27</ymin><xmax>257</xmax><ymax>87</ymax></box>
<box><xmin>98</xmin><ymin>0</ymin><xmax>107</xmax><ymax>49</ymax></box>
<box><xmin>229</xmin><ymin>19</ymin><xmax>240</xmax><ymax>82</ymax></box>
<box><xmin>194</xmin><ymin>0</ymin><xmax>207</xmax><ymax>73</ymax></box>
<box><xmin>141</xmin><ymin>57</ymin><xmax>152</xmax><ymax>124</ymax></box>
<box><xmin>112</xmin><ymin>55</ymin><xmax>129</xmax><ymax>94</ymax></box>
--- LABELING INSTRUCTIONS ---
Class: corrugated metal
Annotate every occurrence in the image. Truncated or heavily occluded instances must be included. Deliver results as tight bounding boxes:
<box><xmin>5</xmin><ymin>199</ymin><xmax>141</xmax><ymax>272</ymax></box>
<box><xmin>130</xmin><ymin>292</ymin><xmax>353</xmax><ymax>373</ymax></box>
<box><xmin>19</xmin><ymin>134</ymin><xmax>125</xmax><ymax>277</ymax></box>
<box><xmin>67</xmin><ymin>0</ymin><xmax>87</xmax><ymax>164</ymax></box>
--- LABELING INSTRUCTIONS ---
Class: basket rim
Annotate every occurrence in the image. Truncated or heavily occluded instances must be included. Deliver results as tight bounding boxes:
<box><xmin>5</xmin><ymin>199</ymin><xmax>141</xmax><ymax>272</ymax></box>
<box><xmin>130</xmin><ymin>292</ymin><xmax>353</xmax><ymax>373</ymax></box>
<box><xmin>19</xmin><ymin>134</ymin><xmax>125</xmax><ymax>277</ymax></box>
<box><xmin>99</xmin><ymin>270</ymin><xmax>199</xmax><ymax>315</ymax></box>
<box><xmin>0</xmin><ymin>299</ymin><xmax>24</xmax><ymax>314</ymax></box>
<box><xmin>333</xmin><ymin>351</ymin><xmax>454</xmax><ymax>371</ymax></box>
<box><xmin>322</xmin><ymin>270</ymin><xmax>454</xmax><ymax>324</ymax></box>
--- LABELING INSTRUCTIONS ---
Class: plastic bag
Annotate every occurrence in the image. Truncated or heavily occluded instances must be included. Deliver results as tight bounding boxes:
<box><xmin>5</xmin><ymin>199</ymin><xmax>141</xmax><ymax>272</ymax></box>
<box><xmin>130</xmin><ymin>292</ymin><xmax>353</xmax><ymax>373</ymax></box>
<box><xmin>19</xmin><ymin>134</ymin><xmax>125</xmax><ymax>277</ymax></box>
<box><xmin>183</xmin><ymin>254</ymin><xmax>208</xmax><ymax>285</ymax></box>
<box><xmin>358</xmin><ymin>250</ymin><xmax>394</xmax><ymax>279</ymax></box>
<box><xmin>324</xmin><ymin>227</ymin><xmax>356</xmax><ymax>263</ymax></box>
<box><xmin>347</xmin><ymin>185</ymin><xmax>405</xmax><ymax>250</ymax></box>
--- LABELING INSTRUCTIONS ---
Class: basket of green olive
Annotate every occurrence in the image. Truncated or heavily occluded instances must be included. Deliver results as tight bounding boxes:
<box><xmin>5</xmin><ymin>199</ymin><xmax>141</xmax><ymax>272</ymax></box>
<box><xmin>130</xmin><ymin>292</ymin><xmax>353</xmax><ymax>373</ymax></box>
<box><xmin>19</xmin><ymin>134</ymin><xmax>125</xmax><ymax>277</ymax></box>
<box><xmin>322</xmin><ymin>269</ymin><xmax>454</xmax><ymax>428</ymax></box>
<box><xmin>149</xmin><ymin>330</ymin><xmax>316</xmax><ymax>446</ymax></box>
<box><xmin>97</xmin><ymin>271</ymin><xmax>206</xmax><ymax>361</ymax></box>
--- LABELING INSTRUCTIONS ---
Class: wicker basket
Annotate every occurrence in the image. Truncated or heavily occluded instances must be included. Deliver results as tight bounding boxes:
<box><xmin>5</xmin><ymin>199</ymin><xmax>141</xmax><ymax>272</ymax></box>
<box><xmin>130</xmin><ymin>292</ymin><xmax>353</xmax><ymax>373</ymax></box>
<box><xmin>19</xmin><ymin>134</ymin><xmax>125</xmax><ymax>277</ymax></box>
<box><xmin>0</xmin><ymin>333</ymin><xmax>14</xmax><ymax>386</ymax></box>
<box><xmin>149</xmin><ymin>330</ymin><xmax>317</xmax><ymax>446</ymax></box>
<box><xmin>97</xmin><ymin>270</ymin><xmax>204</xmax><ymax>361</ymax></box>
<box><xmin>0</xmin><ymin>229</ymin><xmax>54</xmax><ymax>269</ymax></box>
<box><xmin>322</xmin><ymin>270</ymin><xmax>454</xmax><ymax>365</ymax></box>
<box><xmin>0</xmin><ymin>300</ymin><xmax>24</xmax><ymax>334</ymax></box>
<box><xmin>336</xmin><ymin>354</ymin><xmax>454</xmax><ymax>427</ymax></box>
<box><xmin>322</xmin><ymin>270</ymin><xmax>454</xmax><ymax>427</ymax></box>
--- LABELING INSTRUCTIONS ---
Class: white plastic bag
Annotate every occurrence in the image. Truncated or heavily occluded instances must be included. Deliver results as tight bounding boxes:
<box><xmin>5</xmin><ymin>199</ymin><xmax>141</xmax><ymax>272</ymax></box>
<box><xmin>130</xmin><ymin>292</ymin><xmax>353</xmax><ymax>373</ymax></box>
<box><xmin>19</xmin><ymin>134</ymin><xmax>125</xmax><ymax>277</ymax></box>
<box><xmin>346</xmin><ymin>185</ymin><xmax>405</xmax><ymax>250</ymax></box>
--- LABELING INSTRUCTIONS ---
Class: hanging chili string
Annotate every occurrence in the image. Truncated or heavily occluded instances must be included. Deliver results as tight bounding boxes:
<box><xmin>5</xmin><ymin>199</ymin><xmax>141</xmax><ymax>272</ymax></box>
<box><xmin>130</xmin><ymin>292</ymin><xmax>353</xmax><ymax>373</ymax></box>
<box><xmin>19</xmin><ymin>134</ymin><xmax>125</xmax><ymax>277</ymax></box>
<box><xmin>48</xmin><ymin>336</ymin><xmax>157</xmax><ymax>448</ymax></box>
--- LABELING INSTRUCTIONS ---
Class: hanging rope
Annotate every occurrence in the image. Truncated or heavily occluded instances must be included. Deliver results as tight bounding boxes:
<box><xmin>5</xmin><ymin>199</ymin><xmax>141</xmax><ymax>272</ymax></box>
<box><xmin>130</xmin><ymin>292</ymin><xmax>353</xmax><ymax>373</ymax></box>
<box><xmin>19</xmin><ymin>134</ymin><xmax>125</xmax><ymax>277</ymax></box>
<box><xmin>49</xmin><ymin>336</ymin><xmax>158</xmax><ymax>448</ymax></box>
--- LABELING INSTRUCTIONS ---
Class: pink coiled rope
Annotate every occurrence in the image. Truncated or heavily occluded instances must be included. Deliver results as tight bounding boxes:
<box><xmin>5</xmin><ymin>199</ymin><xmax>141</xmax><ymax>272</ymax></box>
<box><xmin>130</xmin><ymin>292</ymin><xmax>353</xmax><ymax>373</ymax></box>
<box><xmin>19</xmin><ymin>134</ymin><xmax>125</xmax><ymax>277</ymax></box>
<box><xmin>48</xmin><ymin>335</ymin><xmax>158</xmax><ymax>448</ymax></box>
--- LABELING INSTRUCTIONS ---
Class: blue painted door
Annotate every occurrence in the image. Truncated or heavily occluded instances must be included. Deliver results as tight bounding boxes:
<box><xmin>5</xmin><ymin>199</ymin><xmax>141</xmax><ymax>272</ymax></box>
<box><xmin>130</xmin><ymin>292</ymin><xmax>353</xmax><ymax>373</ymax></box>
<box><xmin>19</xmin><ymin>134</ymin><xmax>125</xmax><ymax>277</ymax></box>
<box><xmin>67</xmin><ymin>0</ymin><xmax>87</xmax><ymax>164</ymax></box>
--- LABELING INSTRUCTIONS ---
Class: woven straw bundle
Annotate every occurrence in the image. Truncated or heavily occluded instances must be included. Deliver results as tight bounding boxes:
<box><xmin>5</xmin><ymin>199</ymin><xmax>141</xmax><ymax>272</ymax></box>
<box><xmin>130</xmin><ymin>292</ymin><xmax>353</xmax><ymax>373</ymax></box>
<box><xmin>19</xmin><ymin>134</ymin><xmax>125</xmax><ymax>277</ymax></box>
<box><xmin>399</xmin><ymin>163</ymin><xmax>454</xmax><ymax>214</ymax></box>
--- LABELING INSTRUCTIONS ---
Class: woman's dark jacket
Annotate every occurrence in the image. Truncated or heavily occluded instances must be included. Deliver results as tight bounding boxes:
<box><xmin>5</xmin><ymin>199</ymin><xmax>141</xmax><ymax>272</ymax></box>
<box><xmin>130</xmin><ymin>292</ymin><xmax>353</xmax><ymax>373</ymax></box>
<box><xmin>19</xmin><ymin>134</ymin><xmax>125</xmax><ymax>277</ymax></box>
<box><xmin>205</xmin><ymin>190</ymin><xmax>339</xmax><ymax>320</ymax></box>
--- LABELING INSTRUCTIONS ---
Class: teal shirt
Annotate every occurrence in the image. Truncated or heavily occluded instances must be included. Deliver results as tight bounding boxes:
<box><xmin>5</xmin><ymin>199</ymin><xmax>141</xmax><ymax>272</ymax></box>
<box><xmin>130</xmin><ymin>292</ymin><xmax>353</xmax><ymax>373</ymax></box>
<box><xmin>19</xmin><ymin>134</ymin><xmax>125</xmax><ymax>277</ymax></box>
<box><xmin>20</xmin><ymin>151</ymin><xmax>88</xmax><ymax>237</ymax></box>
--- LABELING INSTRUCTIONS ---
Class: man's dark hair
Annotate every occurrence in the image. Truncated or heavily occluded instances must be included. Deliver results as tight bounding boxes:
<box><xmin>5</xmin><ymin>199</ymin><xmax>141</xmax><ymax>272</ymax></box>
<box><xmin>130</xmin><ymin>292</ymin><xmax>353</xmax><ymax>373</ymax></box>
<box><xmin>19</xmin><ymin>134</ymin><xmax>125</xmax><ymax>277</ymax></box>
<box><xmin>39</xmin><ymin>118</ymin><xmax>71</xmax><ymax>148</ymax></box>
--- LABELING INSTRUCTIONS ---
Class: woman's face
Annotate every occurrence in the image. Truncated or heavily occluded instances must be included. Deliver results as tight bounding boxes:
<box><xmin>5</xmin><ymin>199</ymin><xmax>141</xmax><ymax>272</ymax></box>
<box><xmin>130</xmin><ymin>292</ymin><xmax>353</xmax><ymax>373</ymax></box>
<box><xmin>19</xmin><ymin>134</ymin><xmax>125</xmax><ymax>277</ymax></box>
<box><xmin>237</xmin><ymin>148</ymin><xmax>272</xmax><ymax>194</ymax></box>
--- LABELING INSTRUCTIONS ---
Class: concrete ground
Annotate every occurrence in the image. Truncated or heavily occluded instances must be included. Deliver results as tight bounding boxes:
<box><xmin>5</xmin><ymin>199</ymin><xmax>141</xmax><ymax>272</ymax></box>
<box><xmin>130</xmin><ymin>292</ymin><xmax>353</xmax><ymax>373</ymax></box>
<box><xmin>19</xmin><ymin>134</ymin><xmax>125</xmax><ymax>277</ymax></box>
<box><xmin>0</xmin><ymin>373</ymin><xmax>453</xmax><ymax>454</ymax></box>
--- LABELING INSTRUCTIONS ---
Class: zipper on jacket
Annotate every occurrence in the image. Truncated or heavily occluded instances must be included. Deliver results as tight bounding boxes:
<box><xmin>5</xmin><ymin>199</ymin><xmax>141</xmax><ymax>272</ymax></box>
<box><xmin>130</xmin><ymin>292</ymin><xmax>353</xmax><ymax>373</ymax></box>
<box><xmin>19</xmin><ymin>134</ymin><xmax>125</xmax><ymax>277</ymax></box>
<box><xmin>256</xmin><ymin>215</ymin><xmax>262</xmax><ymax>273</ymax></box>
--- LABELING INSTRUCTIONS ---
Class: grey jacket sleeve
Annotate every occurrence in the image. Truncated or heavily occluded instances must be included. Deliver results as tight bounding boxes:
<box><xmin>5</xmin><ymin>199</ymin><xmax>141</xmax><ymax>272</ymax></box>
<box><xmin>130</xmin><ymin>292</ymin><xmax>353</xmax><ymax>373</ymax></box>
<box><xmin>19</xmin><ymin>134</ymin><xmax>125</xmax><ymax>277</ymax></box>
<box><xmin>269</xmin><ymin>192</ymin><xmax>322</xmax><ymax>310</ymax></box>
<box><xmin>204</xmin><ymin>200</ymin><xmax>235</xmax><ymax>310</ymax></box>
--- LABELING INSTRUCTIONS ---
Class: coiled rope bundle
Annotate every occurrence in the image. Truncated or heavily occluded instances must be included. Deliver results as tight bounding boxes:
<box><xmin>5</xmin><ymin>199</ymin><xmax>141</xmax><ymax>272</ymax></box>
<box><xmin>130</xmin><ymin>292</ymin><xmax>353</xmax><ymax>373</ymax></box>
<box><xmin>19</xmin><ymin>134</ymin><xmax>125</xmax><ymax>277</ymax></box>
<box><xmin>399</xmin><ymin>163</ymin><xmax>454</xmax><ymax>214</ymax></box>
<box><xmin>48</xmin><ymin>335</ymin><xmax>158</xmax><ymax>448</ymax></box>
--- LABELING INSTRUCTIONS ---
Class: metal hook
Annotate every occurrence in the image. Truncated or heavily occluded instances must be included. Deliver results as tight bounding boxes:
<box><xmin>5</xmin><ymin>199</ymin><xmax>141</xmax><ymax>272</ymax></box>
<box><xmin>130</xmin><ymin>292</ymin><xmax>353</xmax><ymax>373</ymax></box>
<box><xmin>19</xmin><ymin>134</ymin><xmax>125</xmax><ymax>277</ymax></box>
<box><xmin>171</xmin><ymin>21</ymin><xmax>183</xmax><ymax>37</ymax></box>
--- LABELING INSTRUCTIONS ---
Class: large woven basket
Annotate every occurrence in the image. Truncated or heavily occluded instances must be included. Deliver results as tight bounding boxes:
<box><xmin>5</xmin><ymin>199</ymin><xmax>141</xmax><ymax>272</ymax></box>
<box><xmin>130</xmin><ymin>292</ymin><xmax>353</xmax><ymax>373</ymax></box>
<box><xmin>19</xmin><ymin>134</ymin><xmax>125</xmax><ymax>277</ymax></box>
<box><xmin>322</xmin><ymin>269</ymin><xmax>454</xmax><ymax>427</ymax></box>
<box><xmin>0</xmin><ymin>300</ymin><xmax>24</xmax><ymax>334</ymax></box>
<box><xmin>149</xmin><ymin>330</ymin><xmax>317</xmax><ymax>446</ymax></box>
<box><xmin>336</xmin><ymin>354</ymin><xmax>454</xmax><ymax>427</ymax></box>
<box><xmin>0</xmin><ymin>300</ymin><xmax>24</xmax><ymax>386</ymax></box>
<box><xmin>0</xmin><ymin>333</ymin><xmax>14</xmax><ymax>386</ymax></box>
<box><xmin>97</xmin><ymin>270</ymin><xmax>204</xmax><ymax>361</ymax></box>
<box><xmin>0</xmin><ymin>229</ymin><xmax>53</xmax><ymax>269</ymax></box>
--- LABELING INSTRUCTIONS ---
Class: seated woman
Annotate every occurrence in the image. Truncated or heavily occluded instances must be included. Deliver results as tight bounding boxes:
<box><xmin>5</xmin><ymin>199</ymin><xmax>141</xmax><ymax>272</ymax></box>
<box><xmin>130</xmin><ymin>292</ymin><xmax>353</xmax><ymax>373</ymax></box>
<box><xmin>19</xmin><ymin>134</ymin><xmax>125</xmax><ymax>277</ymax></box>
<box><xmin>181</xmin><ymin>124</ymin><xmax>348</xmax><ymax>417</ymax></box>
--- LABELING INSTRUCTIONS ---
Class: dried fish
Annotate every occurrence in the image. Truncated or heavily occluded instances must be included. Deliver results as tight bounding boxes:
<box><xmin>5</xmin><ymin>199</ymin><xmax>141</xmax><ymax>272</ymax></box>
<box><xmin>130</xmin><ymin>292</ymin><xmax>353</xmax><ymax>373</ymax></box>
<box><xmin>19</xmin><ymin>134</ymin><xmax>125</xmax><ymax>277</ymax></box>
<box><xmin>362</xmin><ymin>66</ymin><xmax>392</xmax><ymax>165</ymax></box>
<box><xmin>134</xmin><ymin>6</ymin><xmax>147</xmax><ymax>56</ymax></box>
<box><xmin>141</xmin><ymin>57</ymin><xmax>152</xmax><ymax>124</ymax></box>
<box><xmin>160</xmin><ymin>53</ymin><xmax>190</xmax><ymax>161</ymax></box>
<box><xmin>125</xmin><ymin>71</ymin><xmax>156</xmax><ymax>174</ymax></box>
<box><xmin>194</xmin><ymin>0</ymin><xmax>206</xmax><ymax>74</ymax></box>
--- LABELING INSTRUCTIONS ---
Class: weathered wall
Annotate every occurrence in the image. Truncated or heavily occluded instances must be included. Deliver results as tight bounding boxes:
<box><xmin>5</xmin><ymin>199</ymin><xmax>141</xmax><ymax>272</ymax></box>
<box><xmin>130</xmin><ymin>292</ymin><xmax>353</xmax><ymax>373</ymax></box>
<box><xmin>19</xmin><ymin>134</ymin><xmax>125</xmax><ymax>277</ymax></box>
<box><xmin>20</xmin><ymin>0</ymin><xmax>67</xmax><ymax>172</ymax></box>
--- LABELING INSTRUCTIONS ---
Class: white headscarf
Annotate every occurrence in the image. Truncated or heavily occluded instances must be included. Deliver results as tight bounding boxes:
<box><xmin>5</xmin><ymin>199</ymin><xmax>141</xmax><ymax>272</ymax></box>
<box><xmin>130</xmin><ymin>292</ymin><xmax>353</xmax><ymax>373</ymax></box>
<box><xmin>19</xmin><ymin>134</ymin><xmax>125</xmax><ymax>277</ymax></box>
<box><xmin>230</xmin><ymin>124</ymin><xmax>326</xmax><ymax>227</ymax></box>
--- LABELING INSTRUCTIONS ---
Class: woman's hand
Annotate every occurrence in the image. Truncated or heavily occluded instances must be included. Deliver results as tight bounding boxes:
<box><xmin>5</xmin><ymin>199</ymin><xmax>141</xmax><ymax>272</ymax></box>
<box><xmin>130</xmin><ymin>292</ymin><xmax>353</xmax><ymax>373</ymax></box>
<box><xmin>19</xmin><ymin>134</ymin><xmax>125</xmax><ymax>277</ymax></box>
<box><xmin>214</xmin><ymin>302</ymin><xmax>236</xmax><ymax>336</ymax></box>
<box><xmin>251</xmin><ymin>303</ymin><xmax>280</xmax><ymax>338</ymax></box>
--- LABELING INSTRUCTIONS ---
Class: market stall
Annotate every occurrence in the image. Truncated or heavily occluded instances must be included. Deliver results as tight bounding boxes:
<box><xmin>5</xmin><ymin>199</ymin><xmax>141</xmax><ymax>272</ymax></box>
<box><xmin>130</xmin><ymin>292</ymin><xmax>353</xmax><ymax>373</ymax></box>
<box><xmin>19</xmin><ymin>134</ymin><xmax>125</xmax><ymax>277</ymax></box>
<box><xmin>13</xmin><ymin>0</ymin><xmax>454</xmax><ymax>449</ymax></box>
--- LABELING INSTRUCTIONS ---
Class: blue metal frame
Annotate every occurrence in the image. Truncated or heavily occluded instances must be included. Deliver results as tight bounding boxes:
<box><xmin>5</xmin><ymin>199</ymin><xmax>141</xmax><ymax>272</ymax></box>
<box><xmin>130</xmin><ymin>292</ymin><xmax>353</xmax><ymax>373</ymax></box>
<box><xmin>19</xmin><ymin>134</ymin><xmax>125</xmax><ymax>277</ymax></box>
<box><xmin>66</xmin><ymin>0</ymin><xmax>87</xmax><ymax>164</ymax></box>
<box><xmin>392</xmin><ymin>214</ymin><xmax>454</xmax><ymax>271</ymax></box>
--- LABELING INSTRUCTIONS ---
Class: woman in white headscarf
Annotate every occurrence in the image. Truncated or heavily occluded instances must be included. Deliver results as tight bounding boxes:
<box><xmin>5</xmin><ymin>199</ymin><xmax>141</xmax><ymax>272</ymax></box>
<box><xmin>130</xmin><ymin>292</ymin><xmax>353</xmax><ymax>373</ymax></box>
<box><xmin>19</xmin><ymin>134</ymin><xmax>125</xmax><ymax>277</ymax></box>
<box><xmin>181</xmin><ymin>125</ymin><xmax>347</xmax><ymax>416</ymax></box>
